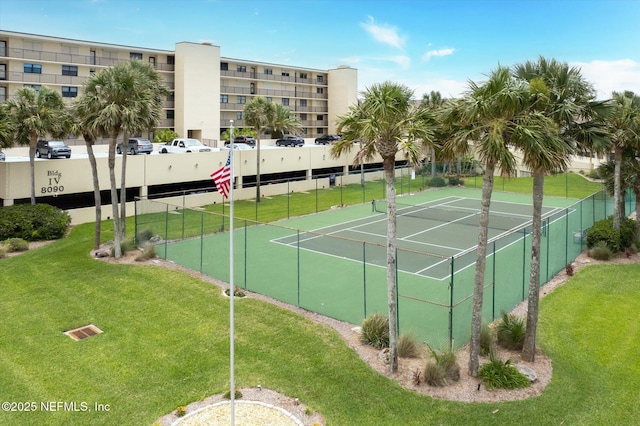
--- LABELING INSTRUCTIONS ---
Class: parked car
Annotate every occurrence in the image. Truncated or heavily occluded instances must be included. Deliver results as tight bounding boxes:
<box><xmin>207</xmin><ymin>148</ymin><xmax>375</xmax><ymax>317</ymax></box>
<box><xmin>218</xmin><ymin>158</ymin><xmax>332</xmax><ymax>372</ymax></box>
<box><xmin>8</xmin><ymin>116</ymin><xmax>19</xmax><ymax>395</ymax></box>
<box><xmin>117</xmin><ymin>138</ymin><xmax>153</xmax><ymax>155</ymax></box>
<box><xmin>222</xmin><ymin>143</ymin><xmax>254</xmax><ymax>150</ymax></box>
<box><xmin>159</xmin><ymin>138</ymin><xmax>212</xmax><ymax>154</ymax></box>
<box><xmin>36</xmin><ymin>140</ymin><xmax>71</xmax><ymax>159</ymax></box>
<box><xmin>0</xmin><ymin>151</ymin><xmax>5</xmax><ymax>161</ymax></box>
<box><xmin>229</xmin><ymin>135</ymin><xmax>256</xmax><ymax>147</ymax></box>
<box><xmin>314</xmin><ymin>134</ymin><xmax>341</xmax><ymax>145</ymax></box>
<box><xmin>276</xmin><ymin>136</ymin><xmax>305</xmax><ymax>147</ymax></box>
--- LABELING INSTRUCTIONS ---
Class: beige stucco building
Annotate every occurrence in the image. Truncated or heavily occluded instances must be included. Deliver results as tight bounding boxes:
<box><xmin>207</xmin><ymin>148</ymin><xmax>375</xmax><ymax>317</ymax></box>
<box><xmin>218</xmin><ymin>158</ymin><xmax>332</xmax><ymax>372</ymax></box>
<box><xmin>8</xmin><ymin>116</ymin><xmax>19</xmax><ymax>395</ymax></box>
<box><xmin>0</xmin><ymin>30</ymin><xmax>358</xmax><ymax>144</ymax></box>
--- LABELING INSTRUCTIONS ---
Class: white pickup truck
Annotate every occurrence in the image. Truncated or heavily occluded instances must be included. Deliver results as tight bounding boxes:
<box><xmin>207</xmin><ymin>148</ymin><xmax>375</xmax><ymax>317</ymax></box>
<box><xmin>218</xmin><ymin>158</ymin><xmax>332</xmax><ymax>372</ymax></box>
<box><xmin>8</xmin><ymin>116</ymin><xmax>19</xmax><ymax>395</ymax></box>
<box><xmin>159</xmin><ymin>138</ymin><xmax>212</xmax><ymax>154</ymax></box>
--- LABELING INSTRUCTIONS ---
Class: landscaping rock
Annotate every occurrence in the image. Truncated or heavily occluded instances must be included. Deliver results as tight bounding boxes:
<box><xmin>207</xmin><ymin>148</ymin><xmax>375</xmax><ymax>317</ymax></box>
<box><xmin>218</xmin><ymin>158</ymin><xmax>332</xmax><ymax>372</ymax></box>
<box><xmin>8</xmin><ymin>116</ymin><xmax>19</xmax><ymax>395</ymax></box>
<box><xmin>517</xmin><ymin>365</ymin><xmax>538</xmax><ymax>383</ymax></box>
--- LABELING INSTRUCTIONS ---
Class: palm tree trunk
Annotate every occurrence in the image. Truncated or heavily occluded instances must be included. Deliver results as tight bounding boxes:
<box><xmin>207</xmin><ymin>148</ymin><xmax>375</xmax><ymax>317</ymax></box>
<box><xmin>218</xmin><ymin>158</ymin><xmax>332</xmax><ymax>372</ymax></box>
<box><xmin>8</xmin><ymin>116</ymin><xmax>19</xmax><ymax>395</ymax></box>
<box><xmin>431</xmin><ymin>147</ymin><xmax>436</xmax><ymax>179</ymax></box>
<box><xmin>634</xmin><ymin>181</ymin><xmax>640</xmax><ymax>239</ymax></box>
<box><xmin>523</xmin><ymin>171</ymin><xmax>544</xmax><ymax>362</ymax></box>
<box><xmin>384</xmin><ymin>156</ymin><xmax>398</xmax><ymax>374</ymax></box>
<box><xmin>108</xmin><ymin>134</ymin><xmax>122</xmax><ymax>258</ymax></box>
<box><xmin>29</xmin><ymin>135</ymin><xmax>37</xmax><ymax>205</ymax></box>
<box><xmin>85</xmin><ymin>138</ymin><xmax>102</xmax><ymax>250</ymax></box>
<box><xmin>469</xmin><ymin>161</ymin><xmax>495</xmax><ymax>377</ymax></box>
<box><xmin>120</xmin><ymin>131</ymin><xmax>129</xmax><ymax>238</ymax></box>
<box><xmin>613</xmin><ymin>146</ymin><xmax>622</xmax><ymax>232</ymax></box>
<box><xmin>256</xmin><ymin>139</ymin><xmax>261</xmax><ymax>203</ymax></box>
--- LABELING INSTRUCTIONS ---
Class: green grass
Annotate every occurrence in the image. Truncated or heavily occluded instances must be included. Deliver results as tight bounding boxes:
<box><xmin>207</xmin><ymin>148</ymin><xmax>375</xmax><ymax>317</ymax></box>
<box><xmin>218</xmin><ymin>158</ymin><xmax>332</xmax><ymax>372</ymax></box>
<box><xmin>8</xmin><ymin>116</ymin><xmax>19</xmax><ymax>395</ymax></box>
<box><xmin>463</xmin><ymin>172</ymin><xmax>602</xmax><ymax>199</ymax></box>
<box><xmin>1</xmin><ymin>219</ymin><xmax>639</xmax><ymax>425</ymax></box>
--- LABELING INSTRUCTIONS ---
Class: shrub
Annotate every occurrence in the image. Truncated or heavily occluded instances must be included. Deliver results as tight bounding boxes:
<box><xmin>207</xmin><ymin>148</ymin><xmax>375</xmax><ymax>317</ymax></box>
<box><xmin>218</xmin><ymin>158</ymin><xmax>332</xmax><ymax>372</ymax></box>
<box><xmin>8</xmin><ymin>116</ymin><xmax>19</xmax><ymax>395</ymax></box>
<box><xmin>3</xmin><ymin>238</ymin><xmax>29</xmax><ymax>252</ymax></box>
<box><xmin>154</xmin><ymin>128</ymin><xmax>179</xmax><ymax>143</ymax></box>
<box><xmin>397</xmin><ymin>334</ymin><xmax>420</xmax><ymax>358</ymax></box>
<box><xmin>424</xmin><ymin>346</ymin><xmax>460</xmax><ymax>386</ymax></box>
<box><xmin>587</xmin><ymin>168</ymin><xmax>601</xmax><ymax>179</ymax></box>
<box><xmin>479</xmin><ymin>352</ymin><xmax>530</xmax><ymax>389</ymax></box>
<box><xmin>619</xmin><ymin>216</ymin><xmax>637</xmax><ymax>250</ymax></box>
<box><xmin>496</xmin><ymin>311</ymin><xmax>526</xmax><ymax>350</ymax></box>
<box><xmin>360</xmin><ymin>313</ymin><xmax>389</xmax><ymax>349</ymax></box>
<box><xmin>0</xmin><ymin>245</ymin><xmax>7</xmax><ymax>258</ymax></box>
<box><xmin>480</xmin><ymin>322</ymin><xmax>492</xmax><ymax>356</ymax></box>
<box><xmin>586</xmin><ymin>218</ymin><xmax>620</xmax><ymax>252</ymax></box>
<box><xmin>136</xmin><ymin>229</ymin><xmax>154</xmax><ymax>244</ymax></box>
<box><xmin>223</xmin><ymin>388</ymin><xmax>242</xmax><ymax>399</ymax></box>
<box><xmin>589</xmin><ymin>241</ymin><xmax>613</xmax><ymax>260</ymax></box>
<box><xmin>0</xmin><ymin>204</ymin><xmax>70</xmax><ymax>241</ymax></box>
<box><xmin>135</xmin><ymin>244</ymin><xmax>156</xmax><ymax>261</ymax></box>
<box><xmin>448</xmin><ymin>177</ymin><xmax>464</xmax><ymax>186</ymax></box>
<box><xmin>175</xmin><ymin>406</ymin><xmax>186</xmax><ymax>417</ymax></box>
<box><xmin>565</xmin><ymin>263</ymin><xmax>574</xmax><ymax>277</ymax></box>
<box><xmin>428</xmin><ymin>177</ymin><xmax>446</xmax><ymax>187</ymax></box>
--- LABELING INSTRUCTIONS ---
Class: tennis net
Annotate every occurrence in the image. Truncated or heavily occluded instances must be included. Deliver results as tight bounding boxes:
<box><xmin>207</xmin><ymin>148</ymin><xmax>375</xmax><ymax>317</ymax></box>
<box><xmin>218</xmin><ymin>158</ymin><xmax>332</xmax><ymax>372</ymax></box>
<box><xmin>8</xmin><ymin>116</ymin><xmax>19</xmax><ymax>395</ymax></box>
<box><xmin>374</xmin><ymin>199</ymin><xmax>533</xmax><ymax>232</ymax></box>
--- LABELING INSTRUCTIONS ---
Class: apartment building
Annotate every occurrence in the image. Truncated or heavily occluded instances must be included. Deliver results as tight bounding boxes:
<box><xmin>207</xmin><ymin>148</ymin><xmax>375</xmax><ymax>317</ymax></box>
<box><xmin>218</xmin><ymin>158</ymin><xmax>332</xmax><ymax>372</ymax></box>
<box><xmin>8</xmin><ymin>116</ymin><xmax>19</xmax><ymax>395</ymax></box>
<box><xmin>0</xmin><ymin>30</ymin><xmax>358</xmax><ymax>145</ymax></box>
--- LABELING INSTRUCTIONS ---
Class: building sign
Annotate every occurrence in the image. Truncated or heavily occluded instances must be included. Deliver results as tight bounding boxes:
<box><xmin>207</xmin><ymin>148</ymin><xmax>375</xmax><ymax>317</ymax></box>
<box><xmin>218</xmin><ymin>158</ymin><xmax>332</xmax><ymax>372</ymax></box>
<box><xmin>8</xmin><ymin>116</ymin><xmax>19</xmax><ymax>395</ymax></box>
<box><xmin>42</xmin><ymin>170</ymin><xmax>65</xmax><ymax>194</ymax></box>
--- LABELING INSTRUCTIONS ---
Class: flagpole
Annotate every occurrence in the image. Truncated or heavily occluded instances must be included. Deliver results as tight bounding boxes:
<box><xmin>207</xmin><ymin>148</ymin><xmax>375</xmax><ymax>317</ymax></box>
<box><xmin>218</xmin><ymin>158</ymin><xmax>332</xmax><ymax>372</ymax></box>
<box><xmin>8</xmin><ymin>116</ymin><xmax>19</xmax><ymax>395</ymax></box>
<box><xmin>229</xmin><ymin>120</ymin><xmax>235</xmax><ymax>425</ymax></box>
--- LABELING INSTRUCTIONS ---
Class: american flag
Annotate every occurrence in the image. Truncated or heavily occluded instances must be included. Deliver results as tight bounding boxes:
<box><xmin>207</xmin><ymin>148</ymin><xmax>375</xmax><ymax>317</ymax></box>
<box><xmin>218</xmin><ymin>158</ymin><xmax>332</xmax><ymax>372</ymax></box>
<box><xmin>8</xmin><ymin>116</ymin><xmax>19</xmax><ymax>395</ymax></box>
<box><xmin>211</xmin><ymin>151</ymin><xmax>231</xmax><ymax>198</ymax></box>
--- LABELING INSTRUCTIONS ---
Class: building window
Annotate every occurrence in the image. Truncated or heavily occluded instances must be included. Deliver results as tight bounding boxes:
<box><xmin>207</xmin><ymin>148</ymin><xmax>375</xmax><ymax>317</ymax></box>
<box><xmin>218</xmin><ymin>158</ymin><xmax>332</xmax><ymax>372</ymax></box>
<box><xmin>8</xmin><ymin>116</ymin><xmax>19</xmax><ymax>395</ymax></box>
<box><xmin>300</xmin><ymin>113</ymin><xmax>307</xmax><ymax>120</ymax></box>
<box><xmin>0</xmin><ymin>63</ymin><xmax>5</xmax><ymax>80</ymax></box>
<box><xmin>317</xmin><ymin>115</ymin><xmax>323</xmax><ymax>121</ymax></box>
<box><xmin>250</xmin><ymin>83</ymin><xmax>255</xmax><ymax>94</ymax></box>
<box><xmin>89</xmin><ymin>49</ymin><xmax>96</xmax><ymax>65</ymax></box>
<box><xmin>0</xmin><ymin>86</ymin><xmax>6</xmax><ymax>102</ymax></box>
<box><xmin>317</xmin><ymin>75</ymin><xmax>324</xmax><ymax>83</ymax></box>
<box><xmin>282</xmin><ymin>72</ymin><xmax>290</xmax><ymax>77</ymax></box>
<box><xmin>266</xmin><ymin>97</ymin><xmax>272</xmax><ymax>102</ymax></box>
<box><xmin>236</xmin><ymin>112</ymin><xmax>243</xmax><ymax>120</ymax></box>
<box><xmin>61</xmin><ymin>86</ymin><xmax>78</xmax><ymax>98</ymax></box>
<box><xmin>220</xmin><ymin>94</ymin><xmax>228</xmax><ymax>103</ymax></box>
<box><xmin>264</xmin><ymin>68</ymin><xmax>272</xmax><ymax>75</ymax></box>
<box><xmin>237</xmin><ymin>65</ymin><xmax>246</xmax><ymax>72</ymax></box>
<box><xmin>220</xmin><ymin>62</ymin><xmax>228</xmax><ymax>71</ymax></box>
<box><xmin>24</xmin><ymin>84</ymin><xmax>41</xmax><ymax>91</ymax></box>
<box><xmin>90</xmin><ymin>69</ymin><xmax>95</xmax><ymax>76</ymax></box>
<box><xmin>316</xmin><ymin>87</ymin><xmax>324</xmax><ymax>94</ymax></box>
<box><xmin>237</xmin><ymin>96</ymin><xmax>246</xmax><ymax>104</ymax></box>
<box><xmin>167</xmin><ymin>55</ymin><xmax>175</xmax><ymax>65</ymax></box>
<box><xmin>299</xmin><ymin>99</ymin><xmax>307</xmax><ymax>107</ymax></box>
<box><xmin>166</xmin><ymin>110</ymin><xmax>174</xmax><ymax>119</ymax></box>
<box><xmin>0</xmin><ymin>40</ymin><xmax>6</xmax><ymax>57</ymax></box>
<box><xmin>149</xmin><ymin>57</ymin><xmax>156</xmax><ymax>67</ymax></box>
<box><xmin>299</xmin><ymin>72</ymin><xmax>307</xmax><ymax>79</ymax></box>
<box><xmin>62</xmin><ymin>65</ymin><xmax>78</xmax><ymax>76</ymax></box>
<box><xmin>317</xmin><ymin>128</ymin><xmax>324</xmax><ymax>135</ymax></box>
<box><xmin>282</xmin><ymin>98</ymin><xmax>289</xmax><ymax>106</ymax></box>
<box><xmin>130</xmin><ymin>52</ymin><xmax>143</xmax><ymax>60</ymax></box>
<box><xmin>24</xmin><ymin>63</ymin><xmax>42</xmax><ymax>74</ymax></box>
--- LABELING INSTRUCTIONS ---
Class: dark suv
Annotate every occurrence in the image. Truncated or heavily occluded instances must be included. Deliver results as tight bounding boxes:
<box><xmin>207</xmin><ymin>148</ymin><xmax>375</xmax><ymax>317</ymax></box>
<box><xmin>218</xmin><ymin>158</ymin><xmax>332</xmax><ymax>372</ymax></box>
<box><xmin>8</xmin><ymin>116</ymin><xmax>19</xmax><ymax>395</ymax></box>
<box><xmin>117</xmin><ymin>138</ymin><xmax>153</xmax><ymax>155</ymax></box>
<box><xmin>314</xmin><ymin>134</ymin><xmax>341</xmax><ymax>145</ymax></box>
<box><xmin>36</xmin><ymin>140</ymin><xmax>71</xmax><ymax>159</ymax></box>
<box><xmin>229</xmin><ymin>135</ymin><xmax>256</xmax><ymax>147</ymax></box>
<box><xmin>276</xmin><ymin>135</ymin><xmax>305</xmax><ymax>147</ymax></box>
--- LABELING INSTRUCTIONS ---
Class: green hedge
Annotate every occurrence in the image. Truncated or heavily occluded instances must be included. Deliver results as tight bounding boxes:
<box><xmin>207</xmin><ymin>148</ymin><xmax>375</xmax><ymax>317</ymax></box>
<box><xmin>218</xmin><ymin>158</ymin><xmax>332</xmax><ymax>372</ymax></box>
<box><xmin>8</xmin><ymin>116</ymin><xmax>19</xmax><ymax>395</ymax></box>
<box><xmin>0</xmin><ymin>204</ymin><xmax>70</xmax><ymax>241</ymax></box>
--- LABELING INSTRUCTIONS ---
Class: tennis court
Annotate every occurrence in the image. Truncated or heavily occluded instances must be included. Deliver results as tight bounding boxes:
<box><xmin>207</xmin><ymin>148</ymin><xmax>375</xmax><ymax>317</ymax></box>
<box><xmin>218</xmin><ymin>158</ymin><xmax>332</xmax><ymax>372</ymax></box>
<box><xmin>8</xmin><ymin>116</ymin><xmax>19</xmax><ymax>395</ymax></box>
<box><xmin>271</xmin><ymin>196</ymin><xmax>562</xmax><ymax>280</ymax></box>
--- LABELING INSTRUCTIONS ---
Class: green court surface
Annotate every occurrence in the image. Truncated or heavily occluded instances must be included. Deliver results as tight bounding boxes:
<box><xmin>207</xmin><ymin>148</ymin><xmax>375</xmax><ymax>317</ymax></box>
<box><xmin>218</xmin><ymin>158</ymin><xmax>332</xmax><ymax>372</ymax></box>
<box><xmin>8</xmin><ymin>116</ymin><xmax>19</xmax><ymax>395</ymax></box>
<box><xmin>146</xmin><ymin>186</ymin><xmax>619</xmax><ymax>348</ymax></box>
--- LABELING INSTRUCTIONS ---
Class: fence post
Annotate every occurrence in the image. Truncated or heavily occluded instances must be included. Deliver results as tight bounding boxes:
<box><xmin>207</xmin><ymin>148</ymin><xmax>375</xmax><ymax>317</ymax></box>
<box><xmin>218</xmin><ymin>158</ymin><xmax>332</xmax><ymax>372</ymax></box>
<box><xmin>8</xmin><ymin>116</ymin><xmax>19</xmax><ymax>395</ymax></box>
<box><xmin>199</xmin><ymin>210</ymin><xmax>204</xmax><ymax>274</ymax></box>
<box><xmin>287</xmin><ymin>181</ymin><xmax>290</xmax><ymax>220</ymax></box>
<box><xmin>244</xmin><ymin>220</ymin><xmax>247</xmax><ymax>289</ymax></box>
<box><xmin>492</xmin><ymin>241</ymin><xmax>496</xmax><ymax>321</ymax></box>
<box><xmin>449</xmin><ymin>256</ymin><xmax>454</xmax><ymax>350</ymax></box>
<box><xmin>297</xmin><ymin>229</ymin><xmax>301</xmax><ymax>307</ymax></box>
<box><xmin>363</xmin><ymin>242</ymin><xmax>367</xmax><ymax>319</ymax></box>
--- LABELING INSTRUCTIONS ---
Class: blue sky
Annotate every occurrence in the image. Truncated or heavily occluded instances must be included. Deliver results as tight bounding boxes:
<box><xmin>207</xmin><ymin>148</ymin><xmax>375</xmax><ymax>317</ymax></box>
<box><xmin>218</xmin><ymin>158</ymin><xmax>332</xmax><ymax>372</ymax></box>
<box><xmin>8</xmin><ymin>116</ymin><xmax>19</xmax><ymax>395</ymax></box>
<box><xmin>1</xmin><ymin>0</ymin><xmax>639</xmax><ymax>100</ymax></box>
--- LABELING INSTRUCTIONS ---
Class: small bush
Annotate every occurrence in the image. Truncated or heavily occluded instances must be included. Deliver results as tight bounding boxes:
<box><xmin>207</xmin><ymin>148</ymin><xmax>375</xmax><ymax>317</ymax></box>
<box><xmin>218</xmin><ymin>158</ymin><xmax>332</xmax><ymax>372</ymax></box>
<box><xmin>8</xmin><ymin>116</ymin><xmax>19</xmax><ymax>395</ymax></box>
<box><xmin>111</xmin><ymin>239</ymin><xmax>137</xmax><ymax>257</ymax></box>
<box><xmin>480</xmin><ymin>322</ymin><xmax>493</xmax><ymax>356</ymax></box>
<box><xmin>479</xmin><ymin>352</ymin><xmax>530</xmax><ymax>389</ymax></box>
<box><xmin>3</xmin><ymin>238</ymin><xmax>29</xmax><ymax>252</ymax></box>
<box><xmin>175</xmin><ymin>406</ymin><xmax>186</xmax><ymax>417</ymax></box>
<box><xmin>360</xmin><ymin>313</ymin><xmax>389</xmax><ymax>349</ymax></box>
<box><xmin>424</xmin><ymin>346</ymin><xmax>460</xmax><ymax>386</ymax></box>
<box><xmin>0</xmin><ymin>204</ymin><xmax>70</xmax><ymax>241</ymax></box>
<box><xmin>586</xmin><ymin>218</ymin><xmax>620</xmax><ymax>252</ymax></box>
<box><xmin>136</xmin><ymin>229</ymin><xmax>154</xmax><ymax>244</ymax></box>
<box><xmin>448</xmin><ymin>177</ymin><xmax>464</xmax><ymax>186</ymax></box>
<box><xmin>423</xmin><ymin>362</ymin><xmax>447</xmax><ymax>386</ymax></box>
<box><xmin>0</xmin><ymin>245</ymin><xmax>7</xmax><ymax>258</ymax></box>
<box><xmin>587</xmin><ymin>168</ymin><xmax>601</xmax><ymax>179</ymax></box>
<box><xmin>589</xmin><ymin>241</ymin><xmax>613</xmax><ymax>260</ymax></box>
<box><xmin>397</xmin><ymin>334</ymin><xmax>420</xmax><ymax>358</ymax></box>
<box><xmin>428</xmin><ymin>177</ymin><xmax>446</xmax><ymax>187</ymax></box>
<box><xmin>135</xmin><ymin>244</ymin><xmax>156</xmax><ymax>261</ymax></box>
<box><xmin>497</xmin><ymin>311</ymin><xmax>526</xmax><ymax>350</ymax></box>
<box><xmin>619</xmin><ymin>216</ymin><xmax>637</xmax><ymax>250</ymax></box>
<box><xmin>565</xmin><ymin>263</ymin><xmax>574</xmax><ymax>276</ymax></box>
<box><xmin>223</xmin><ymin>388</ymin><xmax>242</xmax><ymax>399</ymax></box>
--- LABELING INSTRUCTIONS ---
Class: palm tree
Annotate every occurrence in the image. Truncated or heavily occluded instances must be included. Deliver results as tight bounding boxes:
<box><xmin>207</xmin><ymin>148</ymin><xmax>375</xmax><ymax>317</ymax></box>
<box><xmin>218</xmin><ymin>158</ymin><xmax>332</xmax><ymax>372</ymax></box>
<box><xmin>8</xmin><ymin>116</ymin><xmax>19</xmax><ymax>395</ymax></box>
<box><xmin>439</xmin><ymin>66</ymin><xmax>551</xmax><ymax>376</ymax></box>
<box><xmin>269</xmin><ymin>104</ymin><xmax>302</xmax><ymax>140</ymax></box>
<box><xmin>0</xmin><ymin>103</ymin><xmax>15</xmax><ymax>150</ymax></box>
<box><xmin>5</xmin><ymin>86</ymin><xmax>71</xmax><ymax>205</ymax></box>
<box><xmin>604</xmin><ymin>91</ymin><xmax>640</xmax><ymax>232</ymax></box>
<box><xmin>78</xmin><ymin>61</ymin><xmax>167</xmax><ymax>258</ymax></box>
<box><xmin>244</xmin><ymin>97</ymin><xmax>276</xmax><ymax>202</ymax></box>
<box><xmin>420</xmin><ymin>91</ymin><xmax>445</xmax><ymax>179</ymax></box>
<box><xmin>514</xmin><ymin>58</ymin><xmax>610</xmax><ymax>362</ymax></box>
<box><xmin>331</xmin><ymin>81</ymin><xmax>435</xmax><ymax>373</ymax></box>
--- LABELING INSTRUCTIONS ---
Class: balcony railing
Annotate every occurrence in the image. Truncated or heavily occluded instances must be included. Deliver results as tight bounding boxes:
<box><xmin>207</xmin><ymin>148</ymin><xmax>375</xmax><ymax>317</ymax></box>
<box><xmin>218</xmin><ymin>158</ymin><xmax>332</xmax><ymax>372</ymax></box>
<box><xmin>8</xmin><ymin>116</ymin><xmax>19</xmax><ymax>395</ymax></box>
<box><xmin>4</xmin><ymin>47</ymin><xmax>174</xmax><ymax>71</ymax></box>
<box><xmin>7</xmin><ymin>71</ymin><xmax>85</xmax><ymax>85</ymax></box>
<box><xmin>221</xmin><ymin>69</ymin><xmax>328</xmax><ymax>85</ymax></box>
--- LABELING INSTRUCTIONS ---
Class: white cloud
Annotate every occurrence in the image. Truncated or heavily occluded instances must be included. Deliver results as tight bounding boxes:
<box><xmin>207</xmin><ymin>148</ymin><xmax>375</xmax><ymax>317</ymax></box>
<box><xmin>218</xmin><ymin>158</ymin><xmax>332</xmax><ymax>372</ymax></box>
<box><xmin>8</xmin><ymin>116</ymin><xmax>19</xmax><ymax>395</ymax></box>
<box><xmin>360</xmin><ymin>16</ymin><xmax>405</xmax><ymax>49</ymax></box>
<box><xmin>422</xmin><ymin>48</ymin><xmax>455</xmax><ymax>61</ymax></box>
<box><xmin>571</xmin><ymin>59</ymin><xmax>640</xmax><ymax>99</ymax></box>
<box><xmin>389</xmin><ymin>55</ymin><xmax>411</xmax><ymax>69</ymax></box>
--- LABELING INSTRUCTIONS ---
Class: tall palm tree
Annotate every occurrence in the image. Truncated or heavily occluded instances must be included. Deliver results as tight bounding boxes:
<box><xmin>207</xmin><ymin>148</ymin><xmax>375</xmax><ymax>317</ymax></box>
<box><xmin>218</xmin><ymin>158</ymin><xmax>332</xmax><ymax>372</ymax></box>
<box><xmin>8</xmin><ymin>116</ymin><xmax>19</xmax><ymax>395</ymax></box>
<box><xmin>5</xmin><ymin>86</ymin><xmax>71</xmax><ymax>205</ymax></box>
<box><xmin>604</xmin><ymin>91</ymin><xmax>640</xmax><ymax>232</ymax></box>
<box><xmin>332</xmin><ymin>81</ymin><xmax>435</xmax><ymax>373</ymax></box>
<box><xmin>514</xmin><ymin>58</ymin><xmax>610</xmax><ymax>362</ymax></box>
<box><xmin>0</xmin><ymin>103</ymin><xmax>15</xmax><ymax>150</ymax></box>
<box><xmin>244</xmin><ymin>97</ymin><xmax>276</xmax><ymax>202</ymax></box>
<box><xmin>439</xmin><ymin>66</ymin><xmax>551</xmax><ymax>376</ymax></box>
<box><xmin>269</xmin><ymin>104</ymin><xmax>302</xmax><ymax>140</ymax></box>
<box><xmin>420</xmin><ymin>91</ymin><xmax>445</xmax><ymax>179</ymax></box>
<box><xmin>79</xmin><ymin>61</ymin><xmax>167</xmax><ymax>258</ymax></box>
